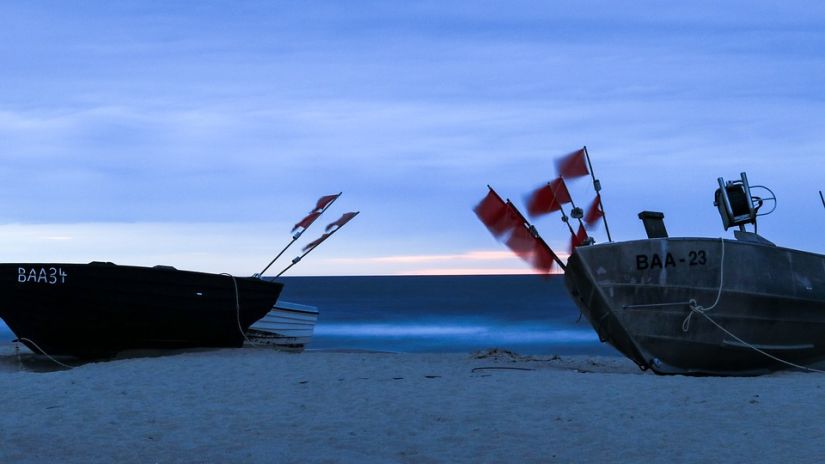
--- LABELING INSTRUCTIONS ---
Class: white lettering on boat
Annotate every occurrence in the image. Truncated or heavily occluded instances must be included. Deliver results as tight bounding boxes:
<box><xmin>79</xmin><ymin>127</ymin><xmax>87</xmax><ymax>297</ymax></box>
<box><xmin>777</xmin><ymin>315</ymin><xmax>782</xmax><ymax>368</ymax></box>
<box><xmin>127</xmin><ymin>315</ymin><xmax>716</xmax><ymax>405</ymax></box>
<box><xmin>17</xmin><ymin>267</ymin><xmax>67</xmax><ymax>284</ymax></box>
<box><xmin>636</xmin><ymin>250</ymin><xmax>707</xmax><ymax>270</ymax></box>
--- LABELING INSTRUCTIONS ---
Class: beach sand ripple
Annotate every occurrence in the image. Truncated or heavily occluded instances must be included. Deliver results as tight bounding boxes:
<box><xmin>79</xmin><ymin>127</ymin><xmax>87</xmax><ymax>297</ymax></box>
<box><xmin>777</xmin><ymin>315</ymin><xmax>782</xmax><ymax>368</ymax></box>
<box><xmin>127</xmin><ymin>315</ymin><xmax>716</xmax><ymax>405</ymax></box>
<box><xmin>1</xmin><ymin>345</ymin><xmax>824</xmax><ymax>463</ymax></box>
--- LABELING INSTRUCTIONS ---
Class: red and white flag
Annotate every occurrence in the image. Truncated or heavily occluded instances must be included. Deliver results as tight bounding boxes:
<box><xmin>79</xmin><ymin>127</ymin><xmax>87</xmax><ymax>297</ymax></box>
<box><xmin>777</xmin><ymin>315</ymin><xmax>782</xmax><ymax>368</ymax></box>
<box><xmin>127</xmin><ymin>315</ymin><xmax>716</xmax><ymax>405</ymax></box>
<box><xmin>290</xmin><ymin>193</ymin><xmax>341</xmax><ymax>233</ymax></box>
<box><xmin>302</xmin><ymin>233</ymin><xmax>331</xmax><ymax>252</ymax></box>
<box><xmin>313</xmin><ymin>193</ymin><xmax>341</xmax><ymax>213</ymax></box>
<box><xmin>526</xmin><ymin>177</ymin><xmax>572</xmax><ymax>218</ymax></box>
<box><xmin>584</xmin><ymin>194</ymin><xmax>604</xmax><ymax>228</ymax></box>
<box><xmin>326</xmin><ymin>211</ymin><xmax>359</xmax><ymax>232</ymax></box>
<box><xmin>555</xmin><ymin>148</ymin><xmax>589</xmax><ymax>180</ymax></box>
<box><xmin>292</xmin><ymin>211</ymin><xmax>322</xmax><ymax>233</ymax></box>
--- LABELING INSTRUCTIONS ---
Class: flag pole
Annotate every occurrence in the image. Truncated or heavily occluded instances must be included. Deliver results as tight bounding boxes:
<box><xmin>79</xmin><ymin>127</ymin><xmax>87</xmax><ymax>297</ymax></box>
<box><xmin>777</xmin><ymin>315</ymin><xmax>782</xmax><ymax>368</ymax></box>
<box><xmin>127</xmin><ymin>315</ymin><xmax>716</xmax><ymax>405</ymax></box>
<box><xmin>582</xmin><ymin>146</ymin><xmax>613</xmax><ymax>242</ymax></box>
<box><xmin>556</xmin><ymin>182</ymin><xmax>587</xmax><ymax>234</ymax></box>
<box><xmin>569</xmin><ymin>200</ymin><xmax>586</xmax><ymax>231</ymax></box>
<box><xmin>258</xmin><ymin>193</ymin><xmax>341</xmax><ymax>277</ymax></box>
<box><xmin>557</xmin><ymin>204</ymin><xmax>577</xmax><ymax>237</ymax></box>
<box><xmin>258</xmin><ymin>233</ymin><xmax>301</xmax><ymax>278</ymax></box>
<box><xmin>275</xmin><ymin>211</ymin><xmax>359</xmax><ymax>278</ymax></box>
<box><xmin>506</xmin><ymin>200</ymin><xmax>566</xmax><ymax>270</ymax></box>
<box><xmin>548</xmin><ymin>180</ymin><xmax>580</xmax><ymax>238</ymax></box>
<box><xmin>273</xmin><ymin>243</ymin><xmax>316</xmax><ymax>278</ymax></box>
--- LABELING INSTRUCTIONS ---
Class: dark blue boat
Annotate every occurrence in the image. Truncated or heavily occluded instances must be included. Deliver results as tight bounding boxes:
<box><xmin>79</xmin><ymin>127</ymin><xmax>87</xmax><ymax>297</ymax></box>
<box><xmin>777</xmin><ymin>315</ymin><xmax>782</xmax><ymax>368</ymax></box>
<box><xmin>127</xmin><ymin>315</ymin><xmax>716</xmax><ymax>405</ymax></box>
<box><xmin>0</xmin><ymin>262</ymin><xmax>282</xmax><ymax>358</ymax></box>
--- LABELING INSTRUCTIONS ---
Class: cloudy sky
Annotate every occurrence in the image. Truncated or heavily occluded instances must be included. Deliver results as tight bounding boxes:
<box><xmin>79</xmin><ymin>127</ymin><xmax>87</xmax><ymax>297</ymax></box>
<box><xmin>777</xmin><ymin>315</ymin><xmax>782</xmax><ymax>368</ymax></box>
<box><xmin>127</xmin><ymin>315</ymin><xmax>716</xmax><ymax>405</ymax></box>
<box><xmin>1</xmin><ymin>1</ymin><xmax>823</xmax><ymax>276</ymax></box>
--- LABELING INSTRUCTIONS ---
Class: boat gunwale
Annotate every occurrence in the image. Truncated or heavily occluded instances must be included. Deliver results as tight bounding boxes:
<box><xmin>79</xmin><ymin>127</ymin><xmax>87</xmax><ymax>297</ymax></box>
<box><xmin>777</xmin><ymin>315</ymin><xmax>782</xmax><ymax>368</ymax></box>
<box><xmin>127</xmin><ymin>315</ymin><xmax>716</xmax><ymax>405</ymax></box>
<box><xmin>582</xmin><ymin>236</ymin><xmax>824</xmax><ymax>260</ymax></box>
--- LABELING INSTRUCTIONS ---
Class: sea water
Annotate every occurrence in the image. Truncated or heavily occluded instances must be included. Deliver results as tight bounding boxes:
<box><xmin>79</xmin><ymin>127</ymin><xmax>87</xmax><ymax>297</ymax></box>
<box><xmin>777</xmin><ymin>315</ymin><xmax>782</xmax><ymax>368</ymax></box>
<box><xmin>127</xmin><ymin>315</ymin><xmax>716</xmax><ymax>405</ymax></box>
<box><xmin>0</xmin><ymin>275</ymin><xmax>617</xmax><ymax>356</ymax></box>
<box><xmin>278</xmin><ymin>275</ymin><xmax>616</xmax><ymax>355</ymax></box>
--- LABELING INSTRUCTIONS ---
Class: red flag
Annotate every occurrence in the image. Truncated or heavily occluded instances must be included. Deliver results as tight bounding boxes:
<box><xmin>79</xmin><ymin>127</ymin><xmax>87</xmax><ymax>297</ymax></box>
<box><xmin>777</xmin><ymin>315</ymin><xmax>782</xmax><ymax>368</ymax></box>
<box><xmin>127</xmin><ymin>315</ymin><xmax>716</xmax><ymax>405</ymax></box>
<box><xmin>475</xmin><ymin>189</ymin><xmax>520</xmax><ymax>237</ymax></box>
<box><xmin>505</xmin><ymin>225</ymin><xmax>535</xmax><ymax>260</ymax></box>
<box><xmin>526</xmin><ymin>185</ymin><xmax>557</xmax><ymax>217</ymax></box>
<box><xmin>555</xmin><ymin>148</ymin><xmax>589</xmax><ymax>179</ymax></box>
<box><xmin>570</xmin><ymin>224</ymin><xmax>588</xmax><ymax>252</ymax></box>
<box><xmin>584</xmin><ymin>194</ymin><xmax>604</xmax><ymax>227</ymax></box>
<box><xmin>526</xmin><ymin>178</ymin><xmax>572</xmax><ymax>217</ymax></box>
<box><xmin>549</xmin><ymin>178</ymin><xmax>572</xmax><ymax>204</ymax></box>
<box><xmin>302</xmin><ymin>233</ymin><xmax>331</xmax><ymax>252</ymax></box>
<box><xmin>326</xmin><ymin>211</ymin><xmax>359</xmax><ymax>232</ymax></box>
<box><xmin>505</xmin><ymin>224</ymin><xmax>558</xmax><ymax>273</ymax></box>
<box><xmin>532</xmin><ymin>244</ymin><xmax>557</xmax><ymax>273</ymax></box>
<box><xmin>314</xmin><ymin>194</ymin><xmax>340</xmax><ymax>213</ymax></box>
<box><xmin>292</xmin><ymin>211</ymin><xmax>322</xmax><ymax>232</ymax></box>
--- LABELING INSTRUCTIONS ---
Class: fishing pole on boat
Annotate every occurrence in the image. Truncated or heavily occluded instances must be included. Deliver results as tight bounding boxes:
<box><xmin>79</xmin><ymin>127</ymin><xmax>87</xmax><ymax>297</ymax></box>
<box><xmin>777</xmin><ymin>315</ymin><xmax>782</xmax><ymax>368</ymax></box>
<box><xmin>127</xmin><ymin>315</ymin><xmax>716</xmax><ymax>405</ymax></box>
<box><xmin>820</xmin><ymin>190</ymin><xmax>824</xmax><ymax>210</ymax></box>
<box><xmin>582</xmin><ymin>146</ymin><xmax>613</xmax><ymax>242</ymax></box>
<box><xmin>275</xmin><ymin>211</ymin><xmax>360</xmax><ymax>277</ymax></box>
<box><xmin>257</xmin><ymin>192</ymin><xmax>341</xmax><ymax>277</ymax></box>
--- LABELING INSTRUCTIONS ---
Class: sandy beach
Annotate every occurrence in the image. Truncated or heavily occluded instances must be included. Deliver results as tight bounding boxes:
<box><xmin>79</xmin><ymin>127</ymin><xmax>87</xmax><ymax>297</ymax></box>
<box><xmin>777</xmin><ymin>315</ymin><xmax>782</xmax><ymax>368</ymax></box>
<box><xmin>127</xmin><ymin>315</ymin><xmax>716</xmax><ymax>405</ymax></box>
<box><xmin>2</xmin><ymin>345</ymin><xmax>825</xmax><ymax>464</ymax></box>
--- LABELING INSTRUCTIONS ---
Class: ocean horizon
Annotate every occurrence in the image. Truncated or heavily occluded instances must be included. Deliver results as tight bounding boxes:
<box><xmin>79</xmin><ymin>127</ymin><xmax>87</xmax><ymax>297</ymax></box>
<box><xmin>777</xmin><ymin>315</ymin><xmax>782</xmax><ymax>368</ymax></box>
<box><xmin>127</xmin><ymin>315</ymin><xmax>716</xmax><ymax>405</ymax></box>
<box><xmin>0</xmin><ymin>274</ymin><xmax>617</xmax><ymax>356</ymax></box>
<box><xmin>276</xmin><ymin>274</ymin><xmax>615</xmax><ymax>355</ymax></box>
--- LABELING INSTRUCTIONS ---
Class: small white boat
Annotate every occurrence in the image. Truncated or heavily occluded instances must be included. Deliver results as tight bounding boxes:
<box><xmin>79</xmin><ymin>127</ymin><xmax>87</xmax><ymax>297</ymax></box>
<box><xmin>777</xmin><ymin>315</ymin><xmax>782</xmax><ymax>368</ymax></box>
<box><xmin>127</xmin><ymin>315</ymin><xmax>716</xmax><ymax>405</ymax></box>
<box><xmin>246</xmin><ymin>300</ymin><xmax>319</xmax><ymax>349</ymax></box>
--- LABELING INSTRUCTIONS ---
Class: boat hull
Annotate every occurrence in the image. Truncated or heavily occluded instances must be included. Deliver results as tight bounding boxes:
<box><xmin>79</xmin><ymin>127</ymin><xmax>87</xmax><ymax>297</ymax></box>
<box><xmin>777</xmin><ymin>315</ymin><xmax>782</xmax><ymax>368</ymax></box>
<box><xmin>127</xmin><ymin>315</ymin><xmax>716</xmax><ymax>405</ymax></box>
<box><xmin>564</xmin><ymin>238</ymin><xmax>825</xmax><ymax>375</ymax></box>
<box><xmin>0</xmin><ymin>263</ymin><xmax>283</xmax><ymax>357</ymax></box>
<box><xmin>247</xmin><ymin>301</ymin><xmax>319</xmax><ymax>348</ymax></box>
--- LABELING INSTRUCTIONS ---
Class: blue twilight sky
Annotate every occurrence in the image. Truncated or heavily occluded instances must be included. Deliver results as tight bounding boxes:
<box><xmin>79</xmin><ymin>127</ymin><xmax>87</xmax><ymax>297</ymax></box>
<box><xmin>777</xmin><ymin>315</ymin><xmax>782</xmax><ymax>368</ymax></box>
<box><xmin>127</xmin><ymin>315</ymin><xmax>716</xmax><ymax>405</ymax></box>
<box><xmin>0</xmin><ymin>1</ymin><xmax>823</xmax><ymax>276</ymax></box>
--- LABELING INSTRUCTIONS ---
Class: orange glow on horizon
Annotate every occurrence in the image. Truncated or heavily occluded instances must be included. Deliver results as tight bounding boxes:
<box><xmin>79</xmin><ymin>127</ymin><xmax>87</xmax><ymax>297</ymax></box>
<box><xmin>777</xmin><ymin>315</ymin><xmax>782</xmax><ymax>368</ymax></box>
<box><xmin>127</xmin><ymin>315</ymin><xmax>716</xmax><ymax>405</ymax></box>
<box><xmin>395</xmin><ymin>267</ymin><xmax>564</xmax><ymax>276</ymax></box>
<box><xmin>324</xmin><ymin>249</ymin><xmax>569</xmax><ymax>276</ymax></box>
<box><xmin>329</xmin><ymin>249</ymin><xmax>570</xmax><ymax>265</ymax></box>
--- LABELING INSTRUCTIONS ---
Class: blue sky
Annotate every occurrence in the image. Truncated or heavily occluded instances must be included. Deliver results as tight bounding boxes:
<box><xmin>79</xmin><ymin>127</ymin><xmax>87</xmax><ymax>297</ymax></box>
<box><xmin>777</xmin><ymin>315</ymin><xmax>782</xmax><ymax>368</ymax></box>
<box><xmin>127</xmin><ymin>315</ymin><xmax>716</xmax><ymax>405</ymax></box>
<box><xmin>0</xmin><ymin>1</ymin><xmax>823</xmax><ymax>275</ymax></box>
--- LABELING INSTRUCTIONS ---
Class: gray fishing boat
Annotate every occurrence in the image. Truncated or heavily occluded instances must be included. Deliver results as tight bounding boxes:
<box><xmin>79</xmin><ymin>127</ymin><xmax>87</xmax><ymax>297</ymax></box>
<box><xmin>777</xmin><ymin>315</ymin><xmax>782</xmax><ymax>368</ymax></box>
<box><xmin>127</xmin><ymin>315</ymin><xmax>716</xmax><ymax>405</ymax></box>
<box><xmin>565</xmin><ymin>172</ymin><xmax>825</xmax><ymax>375</ymax></box>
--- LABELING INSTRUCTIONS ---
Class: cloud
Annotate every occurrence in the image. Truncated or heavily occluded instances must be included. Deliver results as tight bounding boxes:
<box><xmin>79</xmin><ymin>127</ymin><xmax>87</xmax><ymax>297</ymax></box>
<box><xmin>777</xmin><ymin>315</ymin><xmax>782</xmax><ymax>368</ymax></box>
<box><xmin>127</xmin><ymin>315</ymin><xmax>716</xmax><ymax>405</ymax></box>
<box><xmin>0</xmin><ymin>0</ymin><xmax>823</xmax><ymax>272</ymax></box>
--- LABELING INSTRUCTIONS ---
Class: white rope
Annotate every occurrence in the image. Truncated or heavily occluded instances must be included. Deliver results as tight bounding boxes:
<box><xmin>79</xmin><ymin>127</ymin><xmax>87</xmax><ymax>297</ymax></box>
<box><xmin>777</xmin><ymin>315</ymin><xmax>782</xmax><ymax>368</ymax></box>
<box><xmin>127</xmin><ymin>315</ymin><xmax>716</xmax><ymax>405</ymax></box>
<box><xmin>690</xmin><ymin>309</ymin><xmax>825</xmax><ymax>374</ymax></box>
<box><xmin>679</xmin><ymin>237</ymin><xmax>825</xmax><ymax>374</ymax></box>
<box><xmin>220</xmin><ymin>273</ymin><xmax>260</xmax><ymax>346</ymax></box>
<box><xmin>682</xmin><ymin>237</ymin><xmax>726</xmax><ymax>332</ymax></box>
<box><xmin>16</xmin><ymin>337</ymin><xmax>75</xmax><ymax>369</ymax></box>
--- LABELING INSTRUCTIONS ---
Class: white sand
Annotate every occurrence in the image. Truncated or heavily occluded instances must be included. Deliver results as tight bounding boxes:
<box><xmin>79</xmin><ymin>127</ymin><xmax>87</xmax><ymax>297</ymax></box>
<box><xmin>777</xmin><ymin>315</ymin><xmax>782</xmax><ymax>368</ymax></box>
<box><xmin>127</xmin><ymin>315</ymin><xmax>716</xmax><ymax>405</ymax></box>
<box><xmin>1</xmin><ymin>345</ymin><xmax>825</xmax><ymax>463</ymax></box>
